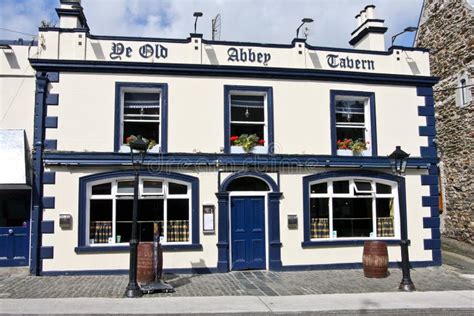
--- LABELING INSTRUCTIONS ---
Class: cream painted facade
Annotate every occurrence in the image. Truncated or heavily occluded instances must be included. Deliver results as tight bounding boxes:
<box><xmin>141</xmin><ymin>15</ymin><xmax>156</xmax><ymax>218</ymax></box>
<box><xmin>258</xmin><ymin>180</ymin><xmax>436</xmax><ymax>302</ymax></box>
<box><xmin>0</xmin><ymin>0</ymin><xmax>441</xmax><ymax>275</ymax></box>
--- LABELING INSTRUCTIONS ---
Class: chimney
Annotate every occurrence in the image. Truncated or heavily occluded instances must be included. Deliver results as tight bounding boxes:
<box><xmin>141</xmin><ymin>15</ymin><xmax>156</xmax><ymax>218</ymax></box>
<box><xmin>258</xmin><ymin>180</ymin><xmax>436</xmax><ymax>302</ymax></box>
<box><xmin>349</xmin><ymin>5</ymin><xmax>387</xmax><ymax>51</ymax></box>
<box><xmin>56</xmin><ymin>0</ymin><xmax>89</xmax><ymax>30</ymax></box>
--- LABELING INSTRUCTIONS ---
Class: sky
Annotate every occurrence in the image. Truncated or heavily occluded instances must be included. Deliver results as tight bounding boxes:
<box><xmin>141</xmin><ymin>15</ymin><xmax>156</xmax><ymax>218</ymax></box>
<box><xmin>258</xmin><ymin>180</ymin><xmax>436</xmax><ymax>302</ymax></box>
<box><xmin>0</xmin><ymin>0</ymin><xmax>424</xmax><ymax>48</ymax></box>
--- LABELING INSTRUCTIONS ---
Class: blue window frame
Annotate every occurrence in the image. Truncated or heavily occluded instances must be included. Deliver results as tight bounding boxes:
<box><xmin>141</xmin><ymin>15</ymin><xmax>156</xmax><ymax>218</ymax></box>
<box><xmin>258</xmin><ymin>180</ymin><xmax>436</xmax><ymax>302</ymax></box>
<box><xmin>302</xmin><ymin>170</ymin><xmax>406</xmax><ymax>247</ymax></box>
<box><xmin>75</xmin><ymin>170</ymin><xmax>200</xmax><ymax>253</ymax></box>
<box><xmin>114</xmin><ymin>82</ymin><xmax>168</xmax><ymax>153</ymax></box>
<box><xmin>224</xmin><ymin>85</ymin><xmax>274</xmax><ymax>154</ymax></box>
<box><xmin>330</xmin><ymin>90</ymin><xmax>377</xmax><ymax>156</ymax></box>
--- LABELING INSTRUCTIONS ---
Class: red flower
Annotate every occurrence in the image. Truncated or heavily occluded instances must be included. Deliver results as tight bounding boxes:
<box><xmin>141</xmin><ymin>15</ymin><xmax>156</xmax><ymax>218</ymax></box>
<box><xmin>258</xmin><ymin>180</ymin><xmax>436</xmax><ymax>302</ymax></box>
<box><xmin>258</xmin><ymin>139</ymin><xmax>265</xmax><ymax>145</ymax></box>
<box><xmin>230</xmin><ymin>136</ymin><xmax>239</xmax><ymax>142</ymax></box>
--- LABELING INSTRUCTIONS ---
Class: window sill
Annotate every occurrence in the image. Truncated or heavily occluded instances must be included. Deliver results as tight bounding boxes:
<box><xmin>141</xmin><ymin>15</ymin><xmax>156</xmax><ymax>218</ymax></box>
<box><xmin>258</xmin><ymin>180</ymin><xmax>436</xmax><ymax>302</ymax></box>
<box><xmin>301</xmin><ymin>239</ymin><xmax>401</xmax><ymax>247</ymax></box>
<box><xmin>336</xmin><ymin>149</ymin><xmax>371</xmax><ymax>157</ymax></box>
<box><xmin>119</xmin><ymin>145</ymin><xmax>161</xmax><ymax>153</ymax></box>
<box><xmin>75</xmin><ymin>244</ymin><xmax>203</xmax><ymax>254</ymax></box>
<box><xmin>230</xmin><ymin>146</ymin><xmax>267</xmax><ymax>154</ymax></box>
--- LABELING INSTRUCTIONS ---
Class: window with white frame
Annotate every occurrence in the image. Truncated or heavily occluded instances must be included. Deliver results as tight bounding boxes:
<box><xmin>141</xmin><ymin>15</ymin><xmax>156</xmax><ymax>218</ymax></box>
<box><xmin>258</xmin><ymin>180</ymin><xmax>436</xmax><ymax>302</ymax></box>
<box><xmin>309</xmin><ymin>178</ymin><xmax>399</xmax><ymax>240</ymax></box>
<box><xmin>120</xmin><ymin>89</ymin><xmax>161</xmax><ymax>152</ymax></box>
<box><xmin>334</xmin><ymin>95</ymin><xmax>372</xmax><ymax>155</ymax></box>
<box><xmin>87</xmin><ymin>178</ymin><xmax>191</xmax><ymax>245</ymax></box>
<box><xmin>229</xmin><ymin>93</ymin><xmax>268</xmax><ymax>153</ymax></box>
<box><xmin>455</xmin><ymin>70</ymin><xmax>472</xmax><ymax>107</ymax></box>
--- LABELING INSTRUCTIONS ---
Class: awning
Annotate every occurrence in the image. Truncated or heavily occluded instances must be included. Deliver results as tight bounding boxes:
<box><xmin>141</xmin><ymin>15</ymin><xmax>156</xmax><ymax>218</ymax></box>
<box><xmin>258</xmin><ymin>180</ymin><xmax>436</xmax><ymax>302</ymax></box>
<box><xmin>0</xmin><ymin>130</ymin><xmax>31</xmax><ymax>189</ymax></box>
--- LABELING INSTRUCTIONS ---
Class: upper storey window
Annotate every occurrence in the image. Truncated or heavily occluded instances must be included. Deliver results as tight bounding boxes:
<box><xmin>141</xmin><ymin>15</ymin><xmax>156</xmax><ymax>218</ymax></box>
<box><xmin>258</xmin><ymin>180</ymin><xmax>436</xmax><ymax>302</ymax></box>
<box><xmin>224</xmin><ymin>86</ymin><xmax>274</xmax><ymax>154</ymax></box>
<box><xmin>331</xmin><ymin>90</ymin><xmax>377</xmax><ymax>156</ymax></box>
<box><xmin>115</xmin><ymin>83</ymin><xmax>168</xmax><ymax>153</ymax></box>
<box><xmin>456</xmin><ymin>71</ymin><xmax>472</xmax><ymax>107</ymax></box>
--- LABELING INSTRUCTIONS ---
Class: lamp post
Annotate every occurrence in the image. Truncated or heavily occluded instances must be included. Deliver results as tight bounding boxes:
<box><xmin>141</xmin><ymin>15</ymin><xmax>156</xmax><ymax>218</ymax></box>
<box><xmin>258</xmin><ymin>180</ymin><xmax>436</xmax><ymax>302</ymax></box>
<box><xmin>296</xmin><ymin>18</ymin><xmax>314</xmax><ymax>39</ymax></box>
<box><xmin>388</xmin><ymin>146</ymin><xmax>416</xmax><ymax>291</ymax></box>
<box><xmin>124</xmin><ymin>136</ymin><xmax>148</xmax><ymax>298</ymax></box>
<box><xmin>391</xmin><ymin>26</ymin><xmax>418</xmax><ymax>46</ymax></box>
<box><xmin>193</xmin><ymin>12</ymin><xmax>203</xmax><ymax>33</ymax></box>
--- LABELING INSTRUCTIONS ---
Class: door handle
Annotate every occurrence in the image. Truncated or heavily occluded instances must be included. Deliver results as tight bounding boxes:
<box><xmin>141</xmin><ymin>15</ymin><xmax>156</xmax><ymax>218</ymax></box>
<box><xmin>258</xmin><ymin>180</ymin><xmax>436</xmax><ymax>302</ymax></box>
<box><xmin>8</xmin><ymin>229</ymin><xmax>14</xmax><ymax>235</ymax></box>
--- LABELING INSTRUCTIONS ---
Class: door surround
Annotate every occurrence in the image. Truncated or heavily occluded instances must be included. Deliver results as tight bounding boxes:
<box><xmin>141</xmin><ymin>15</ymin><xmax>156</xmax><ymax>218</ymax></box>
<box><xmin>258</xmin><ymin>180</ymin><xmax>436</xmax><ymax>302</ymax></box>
<box><xmin>216</xmin><ymin>171</ymin><xmax>282</xmax><ymax>272</ymax></box>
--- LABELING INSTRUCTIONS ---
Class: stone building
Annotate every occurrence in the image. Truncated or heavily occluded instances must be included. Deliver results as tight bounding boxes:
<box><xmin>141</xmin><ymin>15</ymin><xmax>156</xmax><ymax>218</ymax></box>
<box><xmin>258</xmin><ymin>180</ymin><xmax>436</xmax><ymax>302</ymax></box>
<box><xmin>415</xmin><ymin>0</ymin><xmax>473</xmax><ymax>243</ymax></box>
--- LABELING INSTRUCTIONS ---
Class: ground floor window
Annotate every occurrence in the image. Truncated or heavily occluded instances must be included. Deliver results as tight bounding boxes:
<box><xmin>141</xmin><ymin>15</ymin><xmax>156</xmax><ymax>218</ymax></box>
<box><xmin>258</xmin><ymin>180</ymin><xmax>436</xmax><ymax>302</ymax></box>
<box><xmin>309</xmin><ymin>178</ymin><xmax>398</xmax><ymax>240</ymax></box>
<box><xmin>88</xmin><ymin>178</ymin><xmax>191</xmax><ymax>245</ymax></box>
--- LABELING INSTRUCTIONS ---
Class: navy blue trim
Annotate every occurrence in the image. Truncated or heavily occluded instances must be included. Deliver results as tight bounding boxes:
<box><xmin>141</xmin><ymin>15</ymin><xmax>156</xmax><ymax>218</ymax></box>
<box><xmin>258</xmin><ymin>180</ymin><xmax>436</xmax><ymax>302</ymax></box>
<box><xmin>41</xmin><ymin>266</ymin><xmax>218</xmax><ymax>276</ymax></box>
<box><xmin>223</xmin><ymin>85</ymin><xmax>274</xmax><ymax>154</ymax></box>
<box><xmin>0</xmin><ymin>39</ymin><xmax>37</xmax><ymax>46</ymax></box>
<box><xmin>78</xmin><ymin>170</ymin><xmax>199</xmax><ymax>249</ymax></box>
<box><xmin>43</xmin><ymin>172</ymin><xmax>56</xmax><ymax>184</ymax></box>
<box><xmin>349</xmin><ymin>26</ymin><xmax>388</xmax><ymax>46</ymax></box>
<box><xmin>302</xmin><ymin>239</ymin><xmax>401</xmax><ymax>247</ymax></box>
<box><xmin>351</xmin><ymin>19</ymin><xmax>385</xmax><ymax>36</ymax></box>
<box><xmin>39</xmin><ymin>27</ymin><xmax>89</xmax><ymax>33</ymax></box>
<box><xmin>41</xmin><ymin>221</ymin><xmax>55</xmax><ymax>234</ymax></box>
<box><xmin>189</xmin><ymin>33</ymin><xmax>203</xmax><ymax>38</ymax></box>
<box><xmin>74</xmin><ymin>244</ymin><xmax>202</xmax><ymax>253</ymax></box>
<box><xmin>389</xmin><ymin>45</ymin><xmax>430</xmax><ymax>53</ymax></box>
<box><xmin>45</xmin><ymin>94</ymin><xmax>58</xmax><ymax>106</ymax></box>
<box><xmin>31</xmin><ymin>73</ymin><xmax>49</xmax><ymax>275</ymax></box>
<box><xmin>42</xmin><ymin>197</ymin><xmax>55</xmax><ymax>209</ymax></box>
<box><xmin>220</xmin><ymin>171</ymin><xmax>279</xmax><ymax>192</ymax></box>
<box><xmin>45</xmin><ymin>117</ymin><xmax>58</xmax><ymax>129</ymax></box>
<box><xmin>46</xmin><ymin>72</ymin><xmax>59</xmax><ymax>82</ymax></box>
<box><xmin>302</xmin><ymin>170</ymin><xmax>406</xmax><ymax>244</ymax></box>
<box><xmin>114</xmin><ymin>82</ymin><xmax>168</xmax><ymax>153</ymax></box>
<box><xmin>279</xmin><ymin>260</ymin><xmax>437</xmax><ymax>271</ymax></box>
<box><xmin>29</xmin><ymin>59</ymin><xmax>439</xmax><ymax>87</ymax></box>
<box><xmin>89</xmin><ymin>34</ymin><xmax>190</xmax><ymax>44</ymax></box>
<box><xmin>40</xmin><ymin>246</ymin><xmax>53</xmax><ymax>259</ymax></box>
<box><xmin>203</xmin><ymin>39</ymin><xmax>293</xmax><ymax>49</ymax></box>
<box><xmin>216</xmin><ymin>172</ymin><xmax>282</xmax><ymax>272</ymax></box>
<box><xmin>43</xmin><ymin>152</ymin><xmax>436</xmax><ymax>168</ymax></box>
<box><xmin>330</xmin><ymin>90</ymin><xmax>378</xmax><ymax>156</ymax></box>
<box><xmin>44</xmin><ymin>140</ymin><xmax>57</xmax><ymax>150</ymax></box>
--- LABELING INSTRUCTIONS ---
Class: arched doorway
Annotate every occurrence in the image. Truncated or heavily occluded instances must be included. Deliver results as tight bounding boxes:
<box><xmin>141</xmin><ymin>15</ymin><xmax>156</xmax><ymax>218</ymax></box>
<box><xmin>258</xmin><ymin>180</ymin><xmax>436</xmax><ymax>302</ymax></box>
<box><xmin>216</xmin><ymin>172</ymin><xmax>282</xmax><ymax>272</ymax></box>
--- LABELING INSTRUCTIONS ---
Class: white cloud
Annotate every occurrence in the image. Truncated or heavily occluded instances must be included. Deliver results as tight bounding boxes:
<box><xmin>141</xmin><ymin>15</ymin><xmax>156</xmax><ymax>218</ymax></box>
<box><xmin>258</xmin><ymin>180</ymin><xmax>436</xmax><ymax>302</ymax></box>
<box><xmin>1</xmin><ymin>0</ymin><xmax>423</xmax><ymax>48</ymax></box>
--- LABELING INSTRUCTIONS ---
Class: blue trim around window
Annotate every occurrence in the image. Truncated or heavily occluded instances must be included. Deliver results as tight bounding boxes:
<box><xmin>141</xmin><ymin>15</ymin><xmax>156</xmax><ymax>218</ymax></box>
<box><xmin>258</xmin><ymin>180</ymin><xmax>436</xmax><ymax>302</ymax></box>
<box><xmin>223</xmin><ymin>85</ymin><xmax>274</xmax><ymax>154</ymax></box>
<box><xmin>114</xmin><ymin>82</ymin><xmax>168</xmax><ymax>153</ymax></box>
<box><xmin>77</xmin><ymin>170</ymin><xmax>200</xmax><ymax>252</ymax></box>
<box><xmin>302</xmin><ymin>170</ymin><xmax>406</xmax><ymax>246</ymax></box>
<box><xmin>330</xmin><ymin>90</ymin><xmax>378</xmax><ymax>156</ymax></box>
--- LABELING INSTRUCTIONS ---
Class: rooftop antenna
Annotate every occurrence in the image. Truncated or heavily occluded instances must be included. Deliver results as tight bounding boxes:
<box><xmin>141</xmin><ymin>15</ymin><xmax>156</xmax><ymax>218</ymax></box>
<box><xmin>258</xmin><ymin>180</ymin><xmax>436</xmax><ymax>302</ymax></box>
<box><xmin>212</xmin><ymin>14</ymin><xmax>221</xmax><ymax>40</ymax></box>
<box><xmin>193</xmin><ymin>12</ymin><xmax>203</xmax><ymax>33</ymax></box>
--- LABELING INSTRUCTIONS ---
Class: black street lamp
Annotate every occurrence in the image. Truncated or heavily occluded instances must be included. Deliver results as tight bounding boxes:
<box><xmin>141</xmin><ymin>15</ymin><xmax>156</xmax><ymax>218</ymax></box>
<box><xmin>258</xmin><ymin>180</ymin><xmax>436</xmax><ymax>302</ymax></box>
<box><xmin>296</xmin><ymin>18</ymin><xmax>314</xmax><ymax>39</ymax></box>
<box><xmin>391</xmin><ymin>26</ymin><xmax>418</xmax><ymax>46</ymax></box>
<box><xmin>124</xmin><ymin>136</ymin><xmax>148</xmax><ymax>298</ymax></box>
<box><xmin>193</xmin><ymin>12</ymin><xmax>203</xmax><ymax>33</ymax></box>
<box><xmin>388</xmin><ymin>146</ymin><xmax>416</xmax><ymax>292</ymax></box>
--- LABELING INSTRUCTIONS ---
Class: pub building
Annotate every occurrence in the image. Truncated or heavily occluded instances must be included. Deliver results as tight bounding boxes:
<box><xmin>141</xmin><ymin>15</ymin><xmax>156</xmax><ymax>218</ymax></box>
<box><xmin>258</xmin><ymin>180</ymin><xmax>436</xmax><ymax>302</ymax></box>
<box><xmin>0</xmin><ymin>0</ymin><xmax>441</xmax><ymax>275</ymax></box>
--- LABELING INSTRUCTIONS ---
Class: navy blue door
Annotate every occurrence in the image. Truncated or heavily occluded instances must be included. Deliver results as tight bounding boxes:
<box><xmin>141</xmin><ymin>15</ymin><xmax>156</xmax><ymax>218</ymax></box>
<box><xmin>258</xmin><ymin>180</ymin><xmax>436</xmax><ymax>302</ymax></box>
<box><xmin>0</xmin><ymin>225</ymin><xmax>29</xmax><ymax>267</ymax></box>
<box><xmin>231</xmin><ymin>196</ymin><xmax>266</xmax><ymax>270</ymax></box>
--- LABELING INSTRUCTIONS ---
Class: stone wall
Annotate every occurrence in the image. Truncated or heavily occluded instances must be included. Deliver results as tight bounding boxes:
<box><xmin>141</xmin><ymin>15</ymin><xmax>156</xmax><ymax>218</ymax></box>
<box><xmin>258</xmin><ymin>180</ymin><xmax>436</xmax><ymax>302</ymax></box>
<box><xmin>416</xmin><ymin>0</ymin><xmax>474</xmax><ymax>243</ymax></box>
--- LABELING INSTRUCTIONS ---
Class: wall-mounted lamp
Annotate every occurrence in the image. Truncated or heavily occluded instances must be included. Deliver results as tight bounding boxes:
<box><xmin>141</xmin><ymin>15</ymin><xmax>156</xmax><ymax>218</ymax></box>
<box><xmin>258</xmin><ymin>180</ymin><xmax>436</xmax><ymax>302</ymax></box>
<box><xmin>391</xmin><ymin>27</ymin><xmax>418</xmax><ymax>46</ymax></box>
<box><xmin>193</xmin><ymin>12</ymin><xmax>203</xmax><ymax>33</ymax></box>
<box><xmin>296</xmin><ymin>18</ymin><xmax>314</xmax><ymax>39</ymax></box>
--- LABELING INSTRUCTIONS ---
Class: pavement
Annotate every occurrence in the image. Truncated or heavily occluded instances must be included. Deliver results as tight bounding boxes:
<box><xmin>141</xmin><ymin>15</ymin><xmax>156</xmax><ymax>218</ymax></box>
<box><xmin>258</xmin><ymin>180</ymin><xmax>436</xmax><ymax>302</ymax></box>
<box><xmin>0</xmin><ymin>237</ymin><xmax>473</xmax><ymax>314</ymax></box>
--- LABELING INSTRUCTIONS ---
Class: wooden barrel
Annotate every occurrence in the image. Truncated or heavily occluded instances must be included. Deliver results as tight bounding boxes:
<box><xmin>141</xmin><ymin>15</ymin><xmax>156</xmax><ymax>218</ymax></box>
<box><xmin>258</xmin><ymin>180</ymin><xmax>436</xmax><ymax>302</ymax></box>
<box><xmin>137</xmin><ymin>242</ymin><xmax>154</xmax><ymax>283</ymax></box>
<box><xmin>363</xmin><ymin>241</ymin><xmax>389</xmax><ymax>278</ymax></box>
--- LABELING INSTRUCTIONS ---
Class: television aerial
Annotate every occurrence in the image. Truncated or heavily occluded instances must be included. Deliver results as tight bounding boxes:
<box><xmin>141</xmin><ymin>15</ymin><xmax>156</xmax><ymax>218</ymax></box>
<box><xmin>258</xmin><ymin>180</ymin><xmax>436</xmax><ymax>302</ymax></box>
<box><xmin>212</xmin><ymin>14</ymin><xmax>221</xmax><ymax>40</ymax></box>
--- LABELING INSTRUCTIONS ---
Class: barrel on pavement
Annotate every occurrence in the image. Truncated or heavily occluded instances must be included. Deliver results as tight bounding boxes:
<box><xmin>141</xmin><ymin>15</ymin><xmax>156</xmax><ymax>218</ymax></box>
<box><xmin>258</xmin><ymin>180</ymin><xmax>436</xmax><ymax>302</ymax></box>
<box><xmin>137</xmin><ymin>242</ymin><xmax>154</xmax><ymax>283</ymax></box>
<box><xmin>363</xmin><ymin>240</ymin><xmax>389</xmax><ymax>278</ymax></box>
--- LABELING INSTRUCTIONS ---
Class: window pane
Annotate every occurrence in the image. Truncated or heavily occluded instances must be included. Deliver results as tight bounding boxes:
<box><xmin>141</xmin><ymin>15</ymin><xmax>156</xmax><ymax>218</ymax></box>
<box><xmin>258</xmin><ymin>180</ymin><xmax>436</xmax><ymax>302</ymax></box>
<box><xmin>138</xmin><ymin>199</ymin><xmax>164</xmax><ymax>242</ymax></box>
<box><xmin>167</xmin><ymin>199</ymin><xmax>190</xmax><ymax>242</ymax></box>
<box><xmin>125</xmin><ymin>107</ymin><xmax>160</xmax><ymax>116</ymax></box>
<box><xmin>90</xmin><ymin>200</ymin><xmax>112</xmax><ymax>244</ymax></box>
<box><xmin>335</xmin><ymin>100</ymin><xmax>364</xmax><ymax>115</ymax></box>
<box><xmin>123</xmin><ymin>121</ymin><xmax>159</xmax><ymax>144</ymax></box>
<box><xmin>230</xmin><ymin>123</ymin><xmax>264</xmax><ymax>140</ymax></box>
<box><xmin>310</xmin><ymin>182</ymin><xmax>327</xmax><ymax>194</ymax></box>
<box><xmin>355</xmin><ymin>181</ymin><xmax>372</xmax><ymax>191</ymax></box>
<box><xmin>335</xmin><ymin>113</ymin><xmax>364</xmax><ymax>124</ymax></box>
<box><xmin>92</xmin><ymin>183</ymin><xmax>111</xmax><ymax>195</ymax></box>
<box><xmin>376</xmin><ymin>183</ymin><xmax>392</xmax><ymax>194</ymax></box>
<box><xmin>310</xmin><ymin>198</ymin><xmax>329</xmax><ymax>239</ymax></box>
<box><xmin>169</xmin><ymin>182</ymin><xmax>188</xmax><ymax>195</ymax></box>
<box><xmin>117</xmin><ymin>181</ymin><xmax>134</xmax><ymax>194</ymax></box>
<box><xmin>226</xmin><ymin>177</ymin><xmax>269</xmax><ymax>191</ymax></box>
<box><xmin>333</xmin><ymin>198</ymin><xmax>372</xmax><ymax>237</ymax></box>
<box><xmin>336</xmin><ymin>127</ymin><xmax>365</xmax><ymax>142</ymax></box>
<box><xmin>376</xmin><ymin>198</ymin><xmax>395</xmax><ymax>237</ymax></box>
<box><xmin>124</xmin><ymin>92</ymin><xmax>160</xmax><ymax>106</ymax></box>
<box><xmin>143</xmin><ymin>181</ymin><xmax>163</xmax><ymax>194</ymax></box>
<box><xmin>231</xmin><ymin>95</ymin><xmax>264</xmax><ymax>123</ymax></box>
<box><xmin>333</xmin><ymin>181</ymin><xmax>349</xmax><ymax>193</ymax></box>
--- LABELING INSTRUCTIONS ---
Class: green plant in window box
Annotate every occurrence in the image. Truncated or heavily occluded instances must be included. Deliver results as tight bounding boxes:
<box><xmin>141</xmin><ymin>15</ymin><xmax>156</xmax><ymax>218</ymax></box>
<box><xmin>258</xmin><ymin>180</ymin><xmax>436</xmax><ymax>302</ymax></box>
<box><xmin>230</xmin><ymin>134</ymin><xmax>264</xmax><ymax>153</ymax></box>
<box><xmin>336</xmin><ymin>138</ymin><xmax>369</xmax><ymax>154</ymax></box>
<box><xmin>125</xmin><ymin>135</ymin><xmax>157</xmax><ymax>149</ymax></box>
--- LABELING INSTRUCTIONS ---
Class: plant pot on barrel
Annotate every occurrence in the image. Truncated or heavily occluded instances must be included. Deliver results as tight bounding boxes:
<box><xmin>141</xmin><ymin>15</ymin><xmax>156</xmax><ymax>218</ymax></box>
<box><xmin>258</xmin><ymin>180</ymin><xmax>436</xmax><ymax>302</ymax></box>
<box><xmin>362</xmin><ymin>241</ymin><xmax>389</xmax><ymax>278</ymax></box>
